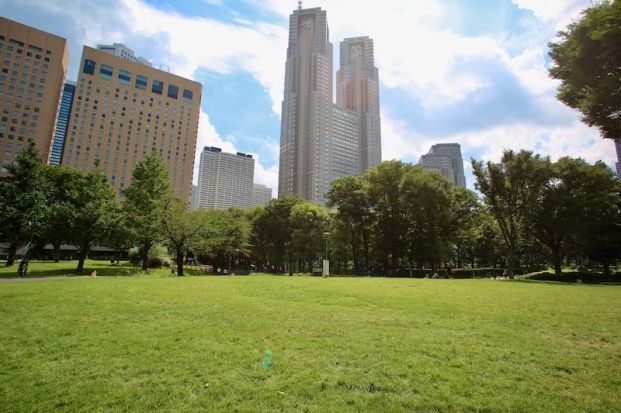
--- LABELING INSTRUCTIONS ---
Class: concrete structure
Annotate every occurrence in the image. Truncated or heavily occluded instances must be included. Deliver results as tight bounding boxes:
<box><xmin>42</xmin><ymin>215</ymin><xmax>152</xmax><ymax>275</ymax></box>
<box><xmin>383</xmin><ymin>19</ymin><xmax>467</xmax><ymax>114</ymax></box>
<box><xmin>252</xmin><ymin>183</ymin><xmax>272</xmax><ymax>207</ymax></box>
<box><xmin>419</xmin><ymin>143</ymin><xmax>466</xmax><ymax>188</ymax></box>
<box><xmin>61</xmin><ymin>46</ymin><xmax>202</xmax><ymax>202</ymax></box>
<box><xmin>196</xmin><ymin>146</ymin><xmax>254</xmax><ymax>210</ymax></box>
<box><xmin>278</xmin><ymin>6</ymin><xmax>381</xmax><ymax>205</ymax></box>
<box><xmin>0</xmin><ymin>17</ymin><xmax>69</xmax><ymax>172</ymax></box>
<box><xmin>615</xmin><ymin>139</ymin><xmax>621</xmax><ymax>180</ymax></box>
<box><xmin>49</xmin><ymin>81</ymin><xmax>75</xmax><ymax>165</ymax></box>
<box><xmin>97</xmin><ymin>43</ymin><xmax>151</xmax><ymax>67</ymax></box>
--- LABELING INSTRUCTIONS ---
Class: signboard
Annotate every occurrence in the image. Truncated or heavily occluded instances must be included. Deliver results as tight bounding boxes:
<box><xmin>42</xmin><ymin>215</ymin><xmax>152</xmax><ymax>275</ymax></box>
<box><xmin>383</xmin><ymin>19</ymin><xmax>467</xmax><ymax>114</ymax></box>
<box><xmin>322</xmin><ymin>259</ymin><xmax>330</xmax><ymax>277</ymax></box>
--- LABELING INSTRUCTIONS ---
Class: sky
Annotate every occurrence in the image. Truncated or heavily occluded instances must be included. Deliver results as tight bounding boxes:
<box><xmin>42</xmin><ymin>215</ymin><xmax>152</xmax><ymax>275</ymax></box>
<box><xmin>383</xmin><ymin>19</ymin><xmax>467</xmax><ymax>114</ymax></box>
<box><xmin>1</xmin><ymin>0</ymin><xmax>616</xmax><ymax>193</ymax></box>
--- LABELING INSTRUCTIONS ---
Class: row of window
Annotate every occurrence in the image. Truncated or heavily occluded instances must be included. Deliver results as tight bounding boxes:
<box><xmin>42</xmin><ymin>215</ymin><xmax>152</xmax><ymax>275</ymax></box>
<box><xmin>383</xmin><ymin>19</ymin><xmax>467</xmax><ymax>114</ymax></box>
<box><xmin>82</xmin><ymin>59</ymin><xmax>193</xmax><ymax>102</ymax></box>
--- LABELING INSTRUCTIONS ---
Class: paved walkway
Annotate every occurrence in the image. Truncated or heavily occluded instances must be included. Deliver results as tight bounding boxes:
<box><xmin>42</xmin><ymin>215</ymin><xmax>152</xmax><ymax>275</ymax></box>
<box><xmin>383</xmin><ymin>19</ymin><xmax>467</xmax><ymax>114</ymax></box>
<box><xmin>0</xmin><ymin>276</ymin><xmax>96</xmax><ymax>283</ymax></box>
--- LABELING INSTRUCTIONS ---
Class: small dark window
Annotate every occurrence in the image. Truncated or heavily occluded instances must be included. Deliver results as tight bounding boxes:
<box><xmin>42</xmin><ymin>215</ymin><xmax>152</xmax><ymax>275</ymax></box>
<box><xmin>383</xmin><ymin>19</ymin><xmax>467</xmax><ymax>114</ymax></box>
<box><xmin>151</xmin><ymin>80</ymin><xmax>163</xmax><ymax>94</ymax></box>
<box><xmin>83</xmin><ymin>59</ymin><xmax>96</xmax><ymax>75</ymax></box>
<box><xmin>182</xmin><ymin>89</ymin><xmax>193</xmax><ymax>102</ymax></box>
<box><xmin>100</xmin><ymin>64</ymin><xmax>113</xmax><ymax>80</ymax></box>
<box><xmin>118</xmin><ymin>70</ymin><xmax>130</xmax><ymax>85</ymax></box>
<box><xmin>167</xmin><ymin>84</ymin><xmax>178</xmax><ymax>99</ymax></box>
<box><xmin>135</xmin><ymin>75</ymin><xmax>147</xmax><ymax>90</ymax></box>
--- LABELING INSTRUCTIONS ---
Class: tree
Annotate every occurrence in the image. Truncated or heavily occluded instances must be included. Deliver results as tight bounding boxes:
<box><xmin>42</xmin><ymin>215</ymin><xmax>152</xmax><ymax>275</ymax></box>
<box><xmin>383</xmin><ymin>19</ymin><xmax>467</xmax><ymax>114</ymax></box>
<box><xmin>196</xmin><ymin>208</ymin><xmax>251</xmax><ymax>272</ymax></box>
<box><xmin>450</xmin><ymin>186</ymin><xmax>483</xmax><ymax>269</ymax></box>
<box><xmin>251</xmin><ymin>196</ymin><xmax>303</xmax><ymax>273</ymax></box>
<box><xmin>526</xmin><ymin>157</ymin><xmax>621</xmax><ymax>275</ymax></box>
<box><xmin>366</xmin><ymin>160</ymin><xmax>411</xmax><ymax>275</ymax></box>
<box><xmin>161</xmin><ymin>199</ymin><xmax>205</xmax><ymax>276</ymax></box>
<box><xmin>65</xmin><ymin>168</ymin><xmax>120</xmax><ymax>273</ymax></box>
<box><xmin>472</xmin><ymin>150</ymin><xmax>552</xmax><ymax>277</ymax></box>
<box><xmin>123</xmin><ymin>154</ymin><xmax>173</xmax><ymax>270</ymax></box>
<box><xmin>0</xmin><ymin>143</ymin><xmax>48</xmax><ymax>266</ymax></box>
<box><xmin>289</xmin><ymin>202</ymin><xmax>331</xmax><ymax>273</ymax></box>
<box><xmin>548</xmin><ymin>1</ymin><xmax>621</xmax><ymax>140</ymax></box>
<box><xmin>326</xmin><ymin>175</ymin><xmax>373</xmax><ymax>275</ymax></box>
<box><xmin>40</xmin><ymin>166</ymin><xmax>82</xmax><ymax>262</ymax></box>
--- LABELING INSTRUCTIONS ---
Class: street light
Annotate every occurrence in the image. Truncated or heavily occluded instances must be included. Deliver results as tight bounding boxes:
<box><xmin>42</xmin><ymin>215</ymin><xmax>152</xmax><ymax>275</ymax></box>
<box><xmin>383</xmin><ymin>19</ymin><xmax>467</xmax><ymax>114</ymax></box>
<box><xmin>323</xmin><ymin>232</ymin><xmax>331</xmax><ymax>277</ymax></box>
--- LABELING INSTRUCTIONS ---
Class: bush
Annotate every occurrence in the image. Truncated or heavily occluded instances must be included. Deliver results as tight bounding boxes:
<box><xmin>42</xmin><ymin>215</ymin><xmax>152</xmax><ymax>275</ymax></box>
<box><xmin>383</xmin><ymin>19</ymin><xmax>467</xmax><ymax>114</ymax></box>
<box><xmin>128</xmin><ymin>245</ymin><xmax>171</xmax><ymax>268</ymax></box>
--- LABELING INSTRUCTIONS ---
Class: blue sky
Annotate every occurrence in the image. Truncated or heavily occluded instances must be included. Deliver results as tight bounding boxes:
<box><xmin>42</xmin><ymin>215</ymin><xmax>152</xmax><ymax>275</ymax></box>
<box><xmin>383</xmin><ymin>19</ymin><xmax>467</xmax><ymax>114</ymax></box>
<box><xmin>0</xmin><ymin>0</ymin><xmax>614</xmax><ymax>192</ymax></box>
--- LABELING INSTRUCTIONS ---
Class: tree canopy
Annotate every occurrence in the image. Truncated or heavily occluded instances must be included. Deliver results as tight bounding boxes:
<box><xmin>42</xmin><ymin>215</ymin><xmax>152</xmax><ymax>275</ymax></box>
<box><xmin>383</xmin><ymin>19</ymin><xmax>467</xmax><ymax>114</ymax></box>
<box><xmin>548</xmin><ymin>1</ymin><xmax>621</xmax><ymax>140</ymax></box>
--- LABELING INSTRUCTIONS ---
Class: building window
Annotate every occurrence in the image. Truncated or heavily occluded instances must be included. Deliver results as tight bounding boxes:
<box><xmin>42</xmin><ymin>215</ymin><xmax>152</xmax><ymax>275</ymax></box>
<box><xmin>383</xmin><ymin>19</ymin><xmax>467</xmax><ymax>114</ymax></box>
<box><xmin>182</xmin><ymin>89</ymin><xmax>193</xmax><ymax>102</ymax></box>
<box><xmin>151</xmin><ymin>80</ymin><xmax>164</xmax><ymax>95</ymax></box>
<box><xmin>135</xmin><ymin>74</ymin><xmax>147</xmax><ymax>90</ymax></box>
<box><xmin>167</xmin><ymin>84</ymin><xmax>178</xmax><ymax>99</ymax></box>
<box><xmin>118</xmin><ymin>70</ymin><xmax>131</xmax><ymax>85</ymax></box>
<box><xmin>82</xmin><ymin>59</ymin><xmax>95</xmax><ymax>75</ymax></box>
<box><xmin>99</xmin><ymin>64</ymin><xmax>113</xmax><ymax>80</ymax></box>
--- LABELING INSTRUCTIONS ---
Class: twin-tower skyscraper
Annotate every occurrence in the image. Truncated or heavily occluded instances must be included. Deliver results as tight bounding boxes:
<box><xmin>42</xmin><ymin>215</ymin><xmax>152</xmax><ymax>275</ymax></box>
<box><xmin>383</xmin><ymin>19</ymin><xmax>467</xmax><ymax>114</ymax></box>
<box><xmin>278</xmin><ymin>5</ymin><xmax>382</xmax><ymax>204</ymax></box>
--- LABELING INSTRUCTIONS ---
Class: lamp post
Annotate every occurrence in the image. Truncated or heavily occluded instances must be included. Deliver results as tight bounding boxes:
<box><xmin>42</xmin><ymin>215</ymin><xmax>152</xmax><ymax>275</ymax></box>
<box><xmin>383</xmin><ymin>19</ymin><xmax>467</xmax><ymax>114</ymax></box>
<box><xmin>323</xmin><ymin>232</ymin><xmax>330</xmax><ymax>277</ymax></box>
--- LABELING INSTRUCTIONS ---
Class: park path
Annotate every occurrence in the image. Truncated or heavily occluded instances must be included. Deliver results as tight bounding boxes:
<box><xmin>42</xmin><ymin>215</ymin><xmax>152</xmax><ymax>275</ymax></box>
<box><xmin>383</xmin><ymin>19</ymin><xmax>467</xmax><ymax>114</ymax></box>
<box><xmin>0</xmin><ymin>276</ymin><xmax>103</xmax><ymax>283</ymax></box>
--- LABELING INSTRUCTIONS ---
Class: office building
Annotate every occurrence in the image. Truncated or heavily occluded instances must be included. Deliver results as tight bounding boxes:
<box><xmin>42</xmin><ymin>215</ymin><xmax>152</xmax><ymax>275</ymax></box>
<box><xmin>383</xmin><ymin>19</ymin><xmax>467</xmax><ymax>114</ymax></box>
<box><xmin>196</xmin><ymin>146</ymin><xmax>254</xmax><ymax>210</ymax></box>
<box><xmin>278</xmin><ymin>6</ymin><xmax>381</xmax><ymax>205</ymax></box>
<box><xmin>190</xmin><ymin>184</ymin><xmax>199</xmax><ymax>210</ymax></box>
<box><xmin>0</xmin><ymin>17</ymin><xmax>69</xmax><ymax>172</ymax></box>
<box><xmin>61</xmin><ymin>45</ymin><xmax>202</xmax><ymax>202</ymax></box>
<box><xmin>252</xmin><ymin>183</ymin><xmax>272</xmax><ymax>207</ymax></box>
<box><xmin>49</xmin><ymin>81</ymin><xmax>75</xmax><ymax>165</ymax></box>
<box><xmin>337</xmin><ymin>36</ymin><xmax>381</xmax><ymax>173</ymax></box>
<box><xmin>418</xmin><ymin>143</ymin><xmax>466</xmax><ymax>188</ymax></box>
<box><xmin>97</xmin><ymin>43</ymin><xmax>151</xmax><ymax>67</ymax></box>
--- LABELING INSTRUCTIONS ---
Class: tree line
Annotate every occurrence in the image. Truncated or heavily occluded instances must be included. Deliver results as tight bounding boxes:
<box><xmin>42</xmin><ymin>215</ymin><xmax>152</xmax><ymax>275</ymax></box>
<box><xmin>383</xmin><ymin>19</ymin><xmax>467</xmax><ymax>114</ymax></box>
<box><xmin>1</xmin><ymin>143</ymin><xmax>619</xmax><ymax>277</ymax></box>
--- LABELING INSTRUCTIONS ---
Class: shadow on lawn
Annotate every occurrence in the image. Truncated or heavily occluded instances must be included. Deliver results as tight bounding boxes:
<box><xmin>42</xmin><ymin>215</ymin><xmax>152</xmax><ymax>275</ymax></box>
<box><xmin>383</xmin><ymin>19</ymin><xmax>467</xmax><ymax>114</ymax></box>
<box><xmin>0</xmin><ymin>261</ymin><xmax>205</xmax><ymax>278</ymax></box>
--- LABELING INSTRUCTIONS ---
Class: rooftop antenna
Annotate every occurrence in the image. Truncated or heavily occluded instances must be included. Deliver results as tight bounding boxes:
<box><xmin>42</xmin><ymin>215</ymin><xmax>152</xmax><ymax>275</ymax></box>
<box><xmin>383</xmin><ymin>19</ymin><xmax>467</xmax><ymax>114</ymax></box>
<box><xmin>298</xmin><ymin>0</ymin><xmax>302</xmax><ymax>10</ymax></box>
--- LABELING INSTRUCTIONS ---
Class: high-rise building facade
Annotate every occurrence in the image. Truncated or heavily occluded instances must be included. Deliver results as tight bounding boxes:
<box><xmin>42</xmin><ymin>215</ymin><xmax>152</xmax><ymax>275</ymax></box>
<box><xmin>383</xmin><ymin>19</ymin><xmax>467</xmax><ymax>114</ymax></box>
<box><xmin>419</xmin><ymin>143</ymin><xmax>466</xmax><ymax>188</ymax></box>
<box><xmin>278</xmin><ymin>6</ymin><xmax>381</xmax><ymax>205</ymax></box>
<box><xmin>0</xmin><ymin>17</ymin><xmax>69</xmax><ymax>173</ymax></box>
<box><xmin>49</xmin><ymin>81</ymin><xmax>75</xmax><ymax>165</ymax></box>
<box><xmin>252</xmin><ymin>183</ymin><xmax>272</xmax><ymax>207</ymax></box>
<box><xmin>196</xmin><ymin>146</ymin><xmax>254</xmax><ymax>210</ymax></box>
<box><xmin>337</xmin><ymin>36</ymin><xmax>381</xmax><ymax>173</ymax></box>
<box><xmin>61</xmin><ymin>46</ymin><xmax>202</xmax><ymax>202</ymax></box>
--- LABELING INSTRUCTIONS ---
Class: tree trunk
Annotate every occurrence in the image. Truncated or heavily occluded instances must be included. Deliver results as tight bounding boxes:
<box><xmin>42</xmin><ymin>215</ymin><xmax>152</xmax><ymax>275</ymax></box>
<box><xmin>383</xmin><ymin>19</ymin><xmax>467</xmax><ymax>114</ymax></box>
<box><xmin>552</xmin><ymin>253</ymin><xmax>562</xmax><ymax>276</ymax></box>
<box><xmin>6</xmin><ymin>241</ymin><xmax>17</xmax><ymax>267</ymax></box>
<box><xmin>141</xmin><ymin>242</ymin><xmax>151</xmax><ymax>270</ymax></box>
<box><xmin>176</xmin><ymin>245</ymin><xmax>184</xmax><ymax>276</ymax></box>
<box><xmin>76</xmin><ymin>247</ymin><xmax>89</xmax><ymax>273</ymax></box>
<box><xmin>53</xmin><ymin>241</ymin><xmax>62</xmax><ymax>262</ymax></box>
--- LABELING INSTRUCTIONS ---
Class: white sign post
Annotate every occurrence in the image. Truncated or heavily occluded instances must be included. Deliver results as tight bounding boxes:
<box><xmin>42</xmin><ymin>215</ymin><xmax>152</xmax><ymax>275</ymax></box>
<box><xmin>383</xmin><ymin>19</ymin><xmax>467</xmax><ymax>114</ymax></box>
<box><xmin>322</xmin><ymin>259</ymin><xmax>330</xmax><ymax>277</ymax></box>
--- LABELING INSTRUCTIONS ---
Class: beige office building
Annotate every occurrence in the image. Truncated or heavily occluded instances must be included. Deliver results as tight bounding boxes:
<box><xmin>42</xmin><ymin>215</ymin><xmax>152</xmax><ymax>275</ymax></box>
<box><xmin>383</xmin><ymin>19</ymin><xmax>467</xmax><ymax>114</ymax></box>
<box><xmin>0</xmin><ymin>17</ymin><xmax>69</xmax><ymax>172</ymax></box>
<box><xmin>62</xmin><ymin>46</ymin><xmax>201</xmax><ymax>201</ymax></box>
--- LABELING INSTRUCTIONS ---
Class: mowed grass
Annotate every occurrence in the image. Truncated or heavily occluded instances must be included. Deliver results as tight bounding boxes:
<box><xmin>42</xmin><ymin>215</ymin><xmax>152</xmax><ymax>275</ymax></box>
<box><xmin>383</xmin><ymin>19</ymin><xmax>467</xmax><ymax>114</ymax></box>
<box><xmin>0</xmin><ymin>275</ymin><xmax>620</xmax><ymax>412</ymax></box>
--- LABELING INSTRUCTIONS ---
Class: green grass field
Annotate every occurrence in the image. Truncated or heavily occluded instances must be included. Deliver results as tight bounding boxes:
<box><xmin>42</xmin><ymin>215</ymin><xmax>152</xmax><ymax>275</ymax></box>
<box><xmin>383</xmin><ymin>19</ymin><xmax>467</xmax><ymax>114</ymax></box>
<box><xmin>0</xmin><ymin>264</ymin><xmax>620</xmax><ymax>412</ymax></box>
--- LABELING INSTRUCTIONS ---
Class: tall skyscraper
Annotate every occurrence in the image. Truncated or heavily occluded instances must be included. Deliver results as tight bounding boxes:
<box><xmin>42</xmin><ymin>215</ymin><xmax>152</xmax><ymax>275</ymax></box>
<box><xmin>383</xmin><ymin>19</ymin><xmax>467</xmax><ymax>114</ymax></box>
<box><xmin>61</xmin><ymin>45</ymin><xmax>202</xmax><ymax>202</ymax></box>
<box><xmin>278</xmin><ymin>6</ymin><xmax>381</xmax><ymax>205</ymax></box>
<box><xmin>337</xmin><ymin>36</ymin><xmax>381</xmax><ymax>173</ymax></box>
<box><xmin>49</xmin><ymin>81</ymin><xmax>75</xmax><ymax>165</ymax></box>
<box><xmin>615</xmin><ymin>139</ymin><xmax>621</xmax><ymax>180</ymax></box>
<box><xmin>196</xmin><ymin>146</ymin><xmax>254</xmax><ymax>210</ymax></box>
<box><xmin>0</xmin><ymin>17</ymin><xmax>69</xmax><ymax>173</ymax></box>
<box><xmin>419</xmin><ymin>143</ymin><xmax>466</xmax><ymax>188</ymax></box>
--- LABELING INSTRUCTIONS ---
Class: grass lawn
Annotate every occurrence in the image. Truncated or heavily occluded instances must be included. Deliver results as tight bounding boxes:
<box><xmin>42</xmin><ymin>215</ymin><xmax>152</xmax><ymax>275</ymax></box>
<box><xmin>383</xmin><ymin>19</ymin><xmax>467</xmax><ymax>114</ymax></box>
<box><xmin>0</xmin><ymin>271</ymin><xmax>620</xmax><ymax>411</ymax></box>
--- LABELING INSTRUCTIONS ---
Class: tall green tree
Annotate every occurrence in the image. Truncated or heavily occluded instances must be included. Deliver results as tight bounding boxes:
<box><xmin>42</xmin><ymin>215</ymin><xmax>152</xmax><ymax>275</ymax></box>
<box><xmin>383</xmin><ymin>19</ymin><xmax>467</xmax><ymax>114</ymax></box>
<box><xmin>326</xmin><ymin>175</ymin><xmax>373</xmax><ymax>275</ymax></box>
<box><xmin>0</xmin><ymin>143</ymin><xmax>48</xmax><ymax>266</ymax></box>
<box><xmin>65</xmin><ymin>168</ymin><xmax>120</xmax><ymax>273</ymax></box>
<box><xmin>251</xmin><ymin>196</ymin><xmax>303</xmax><ymax>273</ymax></box>
<box><xmin>402</xmin><ymin>168</ymin><xmax>454</xmax><ymax>273</ymax></box>
<box><xmin>366</xmin><ymin>160</ymin><xmax>411</xmax><ymax>275</ymax></box>
<box><xmin>472</xmin><ymin>150</ymin><xmax>552</xmax><ymax>277</ymax></box>
<box><xmin>196</xmin><ymin>208</ymin><xmax>251</xmax><ymax>272</ymax></box>
<box><xmin>289</xmin><ymin>202</ymin><xmax>331</xmax><ymax>273</ymax></box>
<box><xmin>123</xmin><ymin>154</ymin><xmax>173</xmax><ymax>270</ymax></box>
<box><xmin>450</xmin><ymin>186</ymin><xmax>483</xmax><ymax>269</ymax></box>
<box><xmin>161</xmin><ymin>199</ymin><xmax>205</xmax><ymax>276</ymax></box>
<box><xmin>548</xmin><ymin>1</ymin><xmax>621</xmax><ymax>140</ymax></box>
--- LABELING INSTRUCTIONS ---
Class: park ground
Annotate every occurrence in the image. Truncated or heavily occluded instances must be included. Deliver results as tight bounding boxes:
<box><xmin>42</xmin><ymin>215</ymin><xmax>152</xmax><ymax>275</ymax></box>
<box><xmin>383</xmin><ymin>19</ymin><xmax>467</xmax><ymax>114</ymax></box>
<box><xmin>0</xmin><ymin>261</ymin><xmax>620</xmax><ymax>412</ymax></box>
